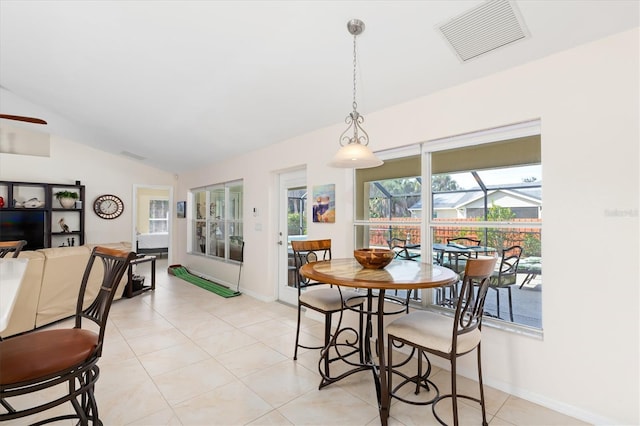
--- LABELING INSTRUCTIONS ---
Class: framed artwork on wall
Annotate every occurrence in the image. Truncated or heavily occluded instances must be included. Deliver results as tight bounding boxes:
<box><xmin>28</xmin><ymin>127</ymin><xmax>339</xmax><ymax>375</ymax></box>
<box><xmin>177</xmin><ymin>201</ymin><xmax>186</xmax><ymax>218</ymax></box>
<box><xmin>312</xmin><ymin>184</ymin><xmax>335</xmax><ymax>223</ymax></box>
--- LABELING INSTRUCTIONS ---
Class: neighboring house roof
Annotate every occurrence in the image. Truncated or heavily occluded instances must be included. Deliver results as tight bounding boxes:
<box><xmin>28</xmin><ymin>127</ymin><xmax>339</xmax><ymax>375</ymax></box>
<box><xmin>409</xmin><ymin>185</ymin><xmax>542</xmax><ymax>211</ymax></box>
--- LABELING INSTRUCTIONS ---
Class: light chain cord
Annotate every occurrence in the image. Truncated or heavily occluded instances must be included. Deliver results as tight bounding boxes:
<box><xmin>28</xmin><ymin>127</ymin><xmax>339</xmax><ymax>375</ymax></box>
<box><xmin>352</xmin><ymin>34</ymin><xmax>358</xmax><ymax>111</ymax></box>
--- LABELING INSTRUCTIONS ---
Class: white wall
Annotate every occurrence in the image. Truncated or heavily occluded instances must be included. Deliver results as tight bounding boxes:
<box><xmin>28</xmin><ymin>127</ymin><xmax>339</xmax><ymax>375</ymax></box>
<box><xmin>0</xmin><ymin>135</ymin><xmax>176</xmax><ymax>245</ymax></box>
<box><xmin>177</xmin><ymin>28</ymin><xmax>639</xmax><ymax>424</ymax></box>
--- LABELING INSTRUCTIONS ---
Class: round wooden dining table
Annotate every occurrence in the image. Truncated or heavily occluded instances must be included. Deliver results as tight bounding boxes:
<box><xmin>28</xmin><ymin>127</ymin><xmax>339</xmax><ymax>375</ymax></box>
<box><xmin>300</xmin><ymin>258</ymin><xmax>458</xmax><ymax>426</ymax></box>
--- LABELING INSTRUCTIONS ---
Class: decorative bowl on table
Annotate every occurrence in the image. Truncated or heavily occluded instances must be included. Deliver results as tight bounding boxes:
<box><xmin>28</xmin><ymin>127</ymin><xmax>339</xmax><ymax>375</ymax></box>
<box><xmin>354</xmin><ymin>248</ymin><xmax>394</xmax><ymax>269</ymax></box>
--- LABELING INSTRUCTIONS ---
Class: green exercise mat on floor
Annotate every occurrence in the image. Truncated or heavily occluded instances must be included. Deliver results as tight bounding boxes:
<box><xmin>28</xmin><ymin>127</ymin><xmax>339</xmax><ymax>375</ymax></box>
<box><xmin>170</xmin><ymin>266</ymin><xmax>241</xmax><ymax>298</ymax></box>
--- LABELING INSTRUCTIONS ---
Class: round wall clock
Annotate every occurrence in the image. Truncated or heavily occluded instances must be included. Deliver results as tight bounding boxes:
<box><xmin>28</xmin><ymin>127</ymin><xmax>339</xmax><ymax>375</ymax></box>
<box><xmin>93</xmin><ymin>194</ymin><xmax>124</xmax><ymax>219</ymax></box>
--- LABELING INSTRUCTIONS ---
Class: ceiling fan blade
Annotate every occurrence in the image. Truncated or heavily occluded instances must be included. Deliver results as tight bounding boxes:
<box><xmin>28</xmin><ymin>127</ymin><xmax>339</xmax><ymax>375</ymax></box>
<box><xmin>0</xmin><ymin>114</ymin><xmax>47</xmax><ymax>124</ymax></box>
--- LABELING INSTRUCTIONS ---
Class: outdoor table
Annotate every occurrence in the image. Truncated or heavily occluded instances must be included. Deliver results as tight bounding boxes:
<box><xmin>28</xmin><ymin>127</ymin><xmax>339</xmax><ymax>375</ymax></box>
<box><xmin>433</xmin><ymin>243</ymin><xmax>496</xmax><ymax>272</ymax></box>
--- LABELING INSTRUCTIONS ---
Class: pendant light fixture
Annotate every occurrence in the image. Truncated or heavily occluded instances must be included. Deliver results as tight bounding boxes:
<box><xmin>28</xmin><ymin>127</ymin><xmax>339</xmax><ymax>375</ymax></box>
<box><xmin>330</xmin><ymin>19</ymin><xmax>383</xmax><ymax>169</ymax></box>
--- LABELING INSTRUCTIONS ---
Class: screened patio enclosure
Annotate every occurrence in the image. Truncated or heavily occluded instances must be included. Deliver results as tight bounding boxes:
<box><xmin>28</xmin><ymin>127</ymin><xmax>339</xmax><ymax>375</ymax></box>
<box><xmin>355</xmin><ymin>134</ymin><xmax>542</xmax><ymax>330</ymax></box>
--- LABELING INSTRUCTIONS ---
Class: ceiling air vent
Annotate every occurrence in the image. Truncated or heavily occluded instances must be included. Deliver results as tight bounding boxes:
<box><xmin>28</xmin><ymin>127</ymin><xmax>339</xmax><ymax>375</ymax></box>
<box><xmin>438</xmin><ymin>0</ymin><xmax>529</xmax><ymax>62</ymax></box>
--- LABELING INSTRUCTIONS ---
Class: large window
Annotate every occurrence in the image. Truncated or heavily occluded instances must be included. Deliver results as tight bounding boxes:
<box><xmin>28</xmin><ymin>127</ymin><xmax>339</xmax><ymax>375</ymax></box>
<box><xmin>148</xmin><ymin>199</ymin><xmax>169</xmax><ymax>233</ymax></box>
<box><xmin>355</xmin><ymin>121</ymin><xmax>542</xmax><ymax>331</ymax></box>
<box><xmin>190</xmin><ymin>180</ymin><xmax>243</xmax><ymax>262</ymax></box>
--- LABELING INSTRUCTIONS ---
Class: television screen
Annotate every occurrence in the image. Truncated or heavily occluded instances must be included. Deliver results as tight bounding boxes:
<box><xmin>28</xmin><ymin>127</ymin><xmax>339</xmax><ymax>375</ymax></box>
<box><xmin>0</xmin><ymin>210</ymin><xmax>47</xmax><ymax>250</ymax></box>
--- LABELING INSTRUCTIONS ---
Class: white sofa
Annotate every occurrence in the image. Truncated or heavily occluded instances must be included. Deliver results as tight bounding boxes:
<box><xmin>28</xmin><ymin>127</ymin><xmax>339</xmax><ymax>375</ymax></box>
<box><xmin>1</xmin><ymin>242</ymin><xmax>133</xmax><ymax>338</ymax></box>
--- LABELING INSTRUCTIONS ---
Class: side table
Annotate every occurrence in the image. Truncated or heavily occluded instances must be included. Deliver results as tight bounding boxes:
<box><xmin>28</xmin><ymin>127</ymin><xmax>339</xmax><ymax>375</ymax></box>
<box><xmin>126</xmin><ymin>255</ymin><xmax>156</xmax><ymax>298</ymax></box>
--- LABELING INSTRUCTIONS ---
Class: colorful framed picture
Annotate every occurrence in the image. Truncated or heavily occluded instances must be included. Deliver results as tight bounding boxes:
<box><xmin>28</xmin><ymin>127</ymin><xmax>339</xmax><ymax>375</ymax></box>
<box><xmin>312</xmin><ymin>184</ymin><xmax>335</xmax><ymax>223</ymax></box>
<box><xmin>177</xmin><ymin>201</ymin><xmax>186</xmax><ymax>218</ymax></box>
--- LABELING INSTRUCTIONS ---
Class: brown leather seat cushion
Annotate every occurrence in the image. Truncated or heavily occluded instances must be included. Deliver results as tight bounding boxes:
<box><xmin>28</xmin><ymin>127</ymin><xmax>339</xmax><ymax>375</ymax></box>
<box><xmin>0</xmin><ymin>329</ymin><xmax>98</xmax><ymax>385</ymax></box>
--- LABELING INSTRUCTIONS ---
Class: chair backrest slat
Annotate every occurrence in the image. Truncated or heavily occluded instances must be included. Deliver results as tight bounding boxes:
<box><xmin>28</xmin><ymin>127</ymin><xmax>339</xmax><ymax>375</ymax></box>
<box><xmin>447</xmin><ymin>237</ymin><xmax>481</xmax><ymax>247</ymax></box>
<box><xmin>0</xmin><ymin>240</ymin><xmax>27</xmax><ymax>258</ymax></box>
<box><xmin>497</xmin><ymin>245</ymin><xmax>523</xmax><ymax>278</ymax></box>
<box><xmin>291</xmin><ymin>239</ymin><xmax>331</xmax><ymax>289</ymax></box>
<box><xmin>75</xmin><ymin>246</ymin><xmax>136</xmax><ymax>356</ymax></box>
<box><xmin>453</xmin><ymin>256</ymin><xmax>498</xmax><ymax>339</ymax></box>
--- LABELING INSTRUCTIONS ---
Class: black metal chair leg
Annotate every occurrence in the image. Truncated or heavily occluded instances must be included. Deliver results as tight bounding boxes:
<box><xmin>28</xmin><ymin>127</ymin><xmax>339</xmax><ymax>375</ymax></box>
<box><xmin>415</xmin><ymin>349</ymin><xmax>422</xmax><ymax>394</ymax></box>
<box><xmin>68</xmin><ymin>376</ymin><xmax>89</xmax><ymax>426</ymax></box>
<box><xmin>86</xmin><ymin>367</ymin><xmax>101</xmax><ymax>425</ymax></box>
<box><xmin>508</xmin><ymin>287</ymin><xmax>514</xmax><ymax>322</ymax></box>
<box><xmin>323</xmin><ymin>313</ymin><xmax>332</xmax><ymax>377</ymax></box>
<box><xmin>477</xmin><ymin>345</ymin><xmax>488</xmax><ymax>426</ymax></box>
<box><xmin>294</xmin><ymin>305</ymin><xmax>302</xmax><ymax>360</ymax></box>
<box><xmin>358</xmin><ymin>307</ymin><xmax>364</xmax><ymax>364</ymax></box>
<box><xmin>451</xmin><ymin>357</ymin><xmax>459</xmax><ymax>426</ymax></box>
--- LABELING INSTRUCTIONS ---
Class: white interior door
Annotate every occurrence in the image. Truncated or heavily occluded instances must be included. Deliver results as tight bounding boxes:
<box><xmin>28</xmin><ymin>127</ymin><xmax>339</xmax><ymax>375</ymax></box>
<box><xmin>277</xmin><ymin>169</ymin><xmax>306</xmax><ymax>305</ymax></box>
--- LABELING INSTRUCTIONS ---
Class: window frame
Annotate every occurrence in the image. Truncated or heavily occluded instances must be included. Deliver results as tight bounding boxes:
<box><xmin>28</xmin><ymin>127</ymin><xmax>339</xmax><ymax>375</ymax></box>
<box><xmin>353</xmin><ymin>120</ymin><xmax>542</xmax><ymax>336</ymax></box>
<box><xmin>354</xmin><ymin>145</ymin><xmax>422</xmax><ymax>250</ymax></box>
<box><xmin>423</xmin><ymin>120</ymin><xmax>542</xmax><ymax>335</ymax></box>
<box><xmin>189</xmin><ymin>179</ymin><xmax>243</xmax><ymax>262</ymax></box>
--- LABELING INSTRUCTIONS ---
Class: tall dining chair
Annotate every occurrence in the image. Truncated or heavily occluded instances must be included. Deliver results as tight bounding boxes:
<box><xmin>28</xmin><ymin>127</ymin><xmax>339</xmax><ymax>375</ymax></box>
<box><xmin>437</xmin><ymin>237</ymin><xmax>483</xmax><ymax>307</ymax></box>
<box><xmin>387</xmin><ymin>238</ymin><xmax>420</xmax><ymax>310</ymax></box>
<box><xmin>488</xmin><ymin>245</ymin><xmax>523</xmax><ymax>322</ymax></box>
<box><xmin>387</xmin><ymin>256</ymin><xmax>498</xmax><ymax>426</ymax></box>
<box><xmin>0</xmin><ymin>246</ymin><xmax>135</xmax><ymax>424</ymax></box>
<box><xmin>0</xmin><ymin>240</ymin><xmax>27</xmax><ymax>258</ymax></box>
<box><xmin>291</xmin><ymin>239</ymin><xmax>363</xmax><ymax>381</ymax></box>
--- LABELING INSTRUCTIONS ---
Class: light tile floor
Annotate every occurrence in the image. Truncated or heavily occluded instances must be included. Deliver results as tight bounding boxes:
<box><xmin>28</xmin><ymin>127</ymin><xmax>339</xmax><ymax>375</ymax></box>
<box><xmin>5</xmin><ymin>259</ymin><xmax>588</xmax><ymax>426</ymax></box>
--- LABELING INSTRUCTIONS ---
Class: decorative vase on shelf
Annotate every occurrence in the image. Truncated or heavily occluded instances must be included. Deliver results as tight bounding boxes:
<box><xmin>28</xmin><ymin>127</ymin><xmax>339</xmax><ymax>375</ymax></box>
<box><xmin>59</xmin><ymin>197</ymin><xmax>76</xmax><ymax>208</ymax></box>
<box><xmin>54</xmin><ymin>191</ymin><xmax>79</xmax><ymax>209</ymax></box>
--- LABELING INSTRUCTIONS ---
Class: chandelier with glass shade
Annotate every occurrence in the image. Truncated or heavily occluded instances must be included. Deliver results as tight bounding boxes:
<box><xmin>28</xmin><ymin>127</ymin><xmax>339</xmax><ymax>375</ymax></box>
<box><xmin>329</xmin><ymin>19</ymin><xmax>383</xmax><ymax>169</ymax></box>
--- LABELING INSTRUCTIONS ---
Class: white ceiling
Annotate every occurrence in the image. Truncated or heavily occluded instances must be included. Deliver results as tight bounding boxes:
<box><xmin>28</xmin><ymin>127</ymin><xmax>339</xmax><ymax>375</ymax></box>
<box><xmin>0</xmin><ymin>0</ymin><xmax>638</xmax><ymax>173</ymax></box>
